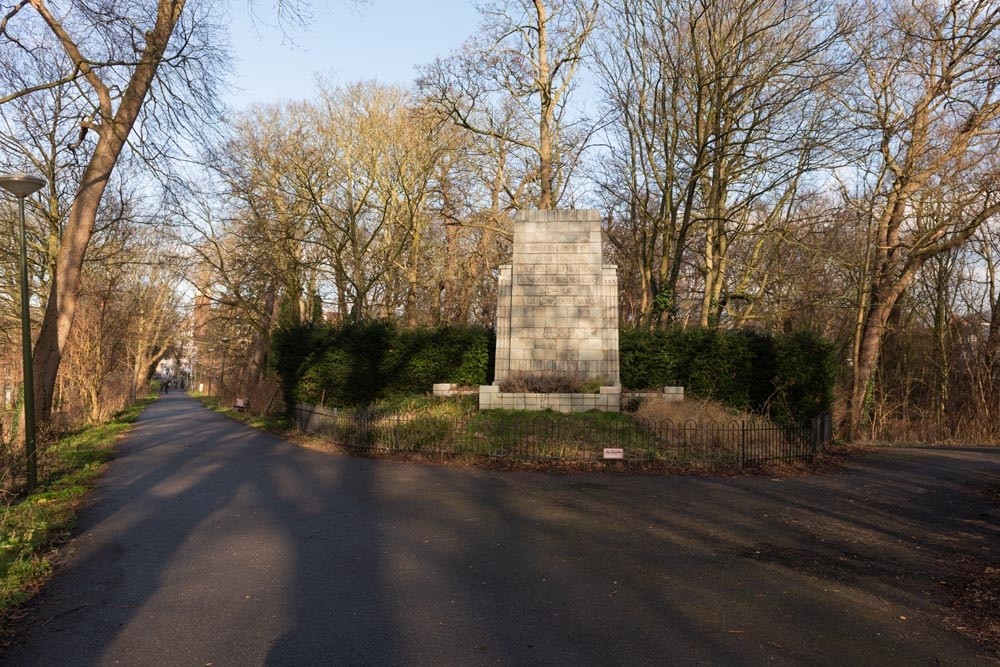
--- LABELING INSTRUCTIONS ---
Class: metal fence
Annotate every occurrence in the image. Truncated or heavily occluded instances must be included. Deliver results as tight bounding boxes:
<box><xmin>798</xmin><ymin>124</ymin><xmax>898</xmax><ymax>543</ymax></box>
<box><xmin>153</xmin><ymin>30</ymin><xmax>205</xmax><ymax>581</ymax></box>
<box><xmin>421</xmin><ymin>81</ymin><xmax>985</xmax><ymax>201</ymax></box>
<box><xmin>295</xmin><ymin>403</ymin><xmax>834</xmax><ymax>469</ymax></box>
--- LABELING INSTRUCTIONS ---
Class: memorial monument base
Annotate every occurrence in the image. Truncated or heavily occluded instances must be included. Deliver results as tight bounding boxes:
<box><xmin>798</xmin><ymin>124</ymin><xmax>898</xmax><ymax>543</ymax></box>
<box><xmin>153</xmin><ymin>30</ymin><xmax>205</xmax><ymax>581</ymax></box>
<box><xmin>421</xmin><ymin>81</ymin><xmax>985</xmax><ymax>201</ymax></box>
<box><xmin>478</xmin><ymin>383</ymin><xmax>620</xmax><ymax>413</ymax></box>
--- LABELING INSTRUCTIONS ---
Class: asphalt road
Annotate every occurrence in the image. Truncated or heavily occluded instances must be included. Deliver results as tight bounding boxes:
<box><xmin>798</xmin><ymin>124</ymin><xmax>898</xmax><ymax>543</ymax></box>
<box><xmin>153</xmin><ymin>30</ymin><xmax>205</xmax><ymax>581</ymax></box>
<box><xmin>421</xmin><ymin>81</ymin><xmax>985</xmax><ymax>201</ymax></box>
<box><xmin>2</xmin><ymin>393</ymin><xmax>999</xmax><ymax>666</ymax></box>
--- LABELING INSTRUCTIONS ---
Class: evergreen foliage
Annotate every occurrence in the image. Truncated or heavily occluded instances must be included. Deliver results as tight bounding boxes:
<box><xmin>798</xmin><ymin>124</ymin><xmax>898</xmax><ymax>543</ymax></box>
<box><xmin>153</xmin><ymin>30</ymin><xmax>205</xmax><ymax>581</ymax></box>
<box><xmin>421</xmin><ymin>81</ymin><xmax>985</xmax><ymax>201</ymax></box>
<box><xmin>620</xmin><ymin>328</ymin><xmax>835</xmax><ymax>424</ymax></box>
<box><xmin>275</xmin><ymin>323</ymin><xmax>832</xmax><ymax>424</ymax></box>
<box><xmin>272</xmin><ymin>322</ymin><xmax>493</xmax><ymax>411</ymax></box>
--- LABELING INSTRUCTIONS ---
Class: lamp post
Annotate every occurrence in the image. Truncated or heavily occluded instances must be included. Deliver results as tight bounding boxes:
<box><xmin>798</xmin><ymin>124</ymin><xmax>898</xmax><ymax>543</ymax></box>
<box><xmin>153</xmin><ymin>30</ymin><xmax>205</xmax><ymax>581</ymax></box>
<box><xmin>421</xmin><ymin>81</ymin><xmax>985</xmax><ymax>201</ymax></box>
<box><xmin>0</xmin><ymin>172</ymin><xmax>46</xmax><ymax>492</ymax></box>
<box><xmin>220</xmin><ymin>337</ymin><xmax>230</xmax><ymax>401</ymax></box>
<box><xmin>206</xmin><ymin>347</ymin><xmax>215</xmax><ymax>396</ymax></box>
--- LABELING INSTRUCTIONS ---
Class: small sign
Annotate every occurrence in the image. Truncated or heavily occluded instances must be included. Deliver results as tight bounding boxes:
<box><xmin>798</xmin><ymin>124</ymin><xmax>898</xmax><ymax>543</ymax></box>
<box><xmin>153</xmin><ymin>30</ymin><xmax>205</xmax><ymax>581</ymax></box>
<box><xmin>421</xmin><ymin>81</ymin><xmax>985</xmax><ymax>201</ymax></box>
<box><xmin>603</xmin><ymin>448</ymin><xmax>624</xmax><ymax>460</ymax></box>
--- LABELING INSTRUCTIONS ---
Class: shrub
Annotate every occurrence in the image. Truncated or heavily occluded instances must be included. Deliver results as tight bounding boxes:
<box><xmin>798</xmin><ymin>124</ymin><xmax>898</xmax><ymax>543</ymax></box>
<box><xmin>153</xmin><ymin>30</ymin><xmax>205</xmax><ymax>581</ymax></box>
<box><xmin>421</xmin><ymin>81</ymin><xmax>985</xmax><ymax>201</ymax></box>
<box><xmin>620</xmin><ymin>327</ymin><xmax>834</xmax><ymax>422</ymax></box>
<box><xmin>276</xmin><ymin>323</ymin><xmax>833</xmax><ymax>423</ymax></box>
<box><xmin>498</xmin><ymin>371</ymin><xmax>596</xmax><ymax>393</ymax></box>
<box><xmin>771</xmin><ymin>331</ymin><xmax>836</xmax><ymax>426</ymax></box>
<box><xmin>384</xmin><ymin>326</ymin><xmax>493</xmax><ymax>395</ymax></box>
<box><xmin>619</xmin><ymin>328</ymin><xmax>676</xmax><ymax>388</ymax></box>
<box><xmin>272</xmin><ymin>322</ymin><xmax>492</xmax><ymax>411</ymax></box>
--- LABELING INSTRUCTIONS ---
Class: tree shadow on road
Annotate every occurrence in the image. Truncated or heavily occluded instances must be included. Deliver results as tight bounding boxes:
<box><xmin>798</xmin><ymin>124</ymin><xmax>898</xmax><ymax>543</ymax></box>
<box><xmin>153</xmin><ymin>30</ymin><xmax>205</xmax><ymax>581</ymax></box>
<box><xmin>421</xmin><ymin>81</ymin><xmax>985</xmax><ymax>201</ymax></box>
<box><xmin>4</xmin><ymin>396</ymin><xmax>998</xmax><ymax>665</ymax></box>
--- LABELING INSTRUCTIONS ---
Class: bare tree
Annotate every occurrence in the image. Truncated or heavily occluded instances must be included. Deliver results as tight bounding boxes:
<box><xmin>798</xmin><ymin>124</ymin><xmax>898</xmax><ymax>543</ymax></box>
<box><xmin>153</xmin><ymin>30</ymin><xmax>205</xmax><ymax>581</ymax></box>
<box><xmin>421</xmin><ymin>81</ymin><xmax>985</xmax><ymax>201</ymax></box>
<box><xmin>195</xmin><ymin>81</ymin><xmax>464</xmax><ymax>338</ymax></box>
<box><xmin>376</xmin><ymin>102</ymin><xmax>461</xmax><ymax>326</ymax></box>
<box><xmin>418</xmin><ymin>0</ymin><xmax>599</xmax><ymax>210</ymax></box>
<box><xmin>973</xmin><ymin>223</ymin><xmax>1000</xmax><ymax>374</ymax></box>
<box><xmin>592</xmin><ymin>0</ymin><xmax>846</xmax><ymax>328</ymax></box>
<box><xmin>61</xmin><ymin>231</ymin><xmax>182</xmax><ymax>423</ymax></box>
<box><xmin>0</xmin><ymin>0</ymin><xmax>231</xmax><ymax>424</ymax></box>
<box><xmin>841</xmin><ymin>0</ymin><xmax>1000</xmax><ymax>441</ymax></box>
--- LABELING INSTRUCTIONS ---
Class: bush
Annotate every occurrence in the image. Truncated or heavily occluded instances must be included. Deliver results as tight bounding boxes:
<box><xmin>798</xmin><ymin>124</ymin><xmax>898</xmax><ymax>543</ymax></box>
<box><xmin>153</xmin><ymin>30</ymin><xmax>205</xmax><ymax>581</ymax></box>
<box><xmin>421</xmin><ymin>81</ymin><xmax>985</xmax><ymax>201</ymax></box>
<box><xmin>276</xmin><ymin>323</ymin><xmax>832</xmax><ymax>423</ymax></box>
<box><xmin>619</xmin><ymin>328</ymin><xmax>676</xmax><ymax>389</ymax></box>
<box><xmin>771</xmin><ymin>331</ymin><xmax>836</xmax><ymax>426</ymax></box>
<box><xmin>621</xmin><ymin>327</ymin><xmax>834</xmax><ymax>423</ymax></box>
<box><xmin>498</xmin><ymin>371</ymin><xmax>597</xmax><ymax>393</ymax></box>
<box><xmin>383</xmin><ymin>326</ymin><xmax>493</xmax><ymax>396</ymax></box>
<box><xmin>272</xmin><ymin>322</ymin><xmax>492</xmax><ymax>412</ymax></box>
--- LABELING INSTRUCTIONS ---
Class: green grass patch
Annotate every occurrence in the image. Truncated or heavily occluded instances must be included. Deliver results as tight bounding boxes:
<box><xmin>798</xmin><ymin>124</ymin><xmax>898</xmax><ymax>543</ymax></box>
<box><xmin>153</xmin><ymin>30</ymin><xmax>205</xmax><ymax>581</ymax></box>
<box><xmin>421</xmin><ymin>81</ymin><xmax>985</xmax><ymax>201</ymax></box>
<box><xmin>289</xmin><ymin>394</ymin><xmax>813</xmax><ymax>470</ymax></box>
<box><xmin>369</xmin><ymin>394</ymin><xmax>478</xmax><ymax>419</ymax></box>
<box><xmin>247</xmin><ymin>414</ymin><xmax>291</xmax><ymax>431</ymax></box>
<box><xmin>461</xmin><ymin>409</ymin><xmax>654</xmax><ymax>460</ymax></box>
<box><xmin>298</xmin><ymin>397</ymin><xmax>660</xmax><ymax>462</ymax></box>
<box><xmin>322</xmin><ymin>396</ymin><xmax>478</xmax><ymax>453</ymax></box>
<box><xmin>295</xmin><ymin>398</ymin><xmax>797</xmax><ymax>467</ymax></box>
<box><xmin>0</xmin><ymin>398</ymin><xmax>151</xmax><ymax>615</ymax></box>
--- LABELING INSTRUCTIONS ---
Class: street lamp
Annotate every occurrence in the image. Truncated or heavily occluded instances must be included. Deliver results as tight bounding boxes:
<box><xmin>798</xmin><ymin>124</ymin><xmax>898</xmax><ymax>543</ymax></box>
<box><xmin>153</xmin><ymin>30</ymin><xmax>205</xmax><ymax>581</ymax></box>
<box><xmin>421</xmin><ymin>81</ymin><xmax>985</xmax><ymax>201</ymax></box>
<box><xmin>206</xmin><ymin>347</ymin><xmax>215</xmax><ymax>396</ymax></box>
<box><xmin>220</xmin><ymin>337</ymin><xmax>231</xmax><ymax>401</ymax></box>
<box><xmin>0</xmin><ymin>172</ymin><xmax>46</xmax><ymax>492</ymax></box>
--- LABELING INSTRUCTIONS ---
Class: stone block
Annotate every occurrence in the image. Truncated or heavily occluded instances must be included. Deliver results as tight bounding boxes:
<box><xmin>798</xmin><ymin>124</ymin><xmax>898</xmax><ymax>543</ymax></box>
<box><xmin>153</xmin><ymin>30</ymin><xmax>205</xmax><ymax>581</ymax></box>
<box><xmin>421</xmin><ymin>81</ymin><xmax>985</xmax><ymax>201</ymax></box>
<box><xmin>663</xmin><ymin>386</ymin><xmax>684</xmax><ymax>402</ymax></box>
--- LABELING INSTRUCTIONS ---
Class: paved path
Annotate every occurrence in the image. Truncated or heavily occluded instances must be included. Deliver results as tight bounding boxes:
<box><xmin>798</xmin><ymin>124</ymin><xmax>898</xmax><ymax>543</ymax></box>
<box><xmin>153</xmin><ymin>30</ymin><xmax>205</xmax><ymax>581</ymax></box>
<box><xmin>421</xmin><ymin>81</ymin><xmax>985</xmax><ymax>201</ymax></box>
<box><xmin>3</xmin><ymin>393</ymin><xmax>999</xmax><ymax>666</ymax></box>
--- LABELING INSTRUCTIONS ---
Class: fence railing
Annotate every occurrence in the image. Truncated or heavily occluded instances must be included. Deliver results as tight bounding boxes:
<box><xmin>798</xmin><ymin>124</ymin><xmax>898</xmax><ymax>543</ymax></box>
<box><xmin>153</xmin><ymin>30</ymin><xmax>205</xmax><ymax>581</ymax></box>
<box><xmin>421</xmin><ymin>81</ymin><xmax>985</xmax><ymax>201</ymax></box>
<box><xmin>295</xmin><ymin>404</ymin><xmax>834</xmax><ymax>469</ymax></box>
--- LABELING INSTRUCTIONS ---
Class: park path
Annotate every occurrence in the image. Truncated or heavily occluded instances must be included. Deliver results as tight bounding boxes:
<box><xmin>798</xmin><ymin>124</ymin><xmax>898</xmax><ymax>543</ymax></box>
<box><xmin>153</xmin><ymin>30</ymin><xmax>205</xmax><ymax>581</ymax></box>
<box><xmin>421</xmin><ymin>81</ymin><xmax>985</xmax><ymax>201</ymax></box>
<box><xmin>2</xmin><ymin>392</ymin><xmax>999</xmax><ymax>666</ymax></box>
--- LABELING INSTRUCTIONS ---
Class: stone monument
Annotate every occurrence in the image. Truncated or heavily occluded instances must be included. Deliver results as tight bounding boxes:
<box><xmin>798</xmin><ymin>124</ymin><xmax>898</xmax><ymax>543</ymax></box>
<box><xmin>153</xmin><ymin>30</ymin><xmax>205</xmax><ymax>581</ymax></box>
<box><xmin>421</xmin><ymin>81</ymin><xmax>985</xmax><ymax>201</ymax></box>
<box><xmin>479</xmin><ymin>209</ymin><xmax>621</xmax><ymax>412</ymax></box>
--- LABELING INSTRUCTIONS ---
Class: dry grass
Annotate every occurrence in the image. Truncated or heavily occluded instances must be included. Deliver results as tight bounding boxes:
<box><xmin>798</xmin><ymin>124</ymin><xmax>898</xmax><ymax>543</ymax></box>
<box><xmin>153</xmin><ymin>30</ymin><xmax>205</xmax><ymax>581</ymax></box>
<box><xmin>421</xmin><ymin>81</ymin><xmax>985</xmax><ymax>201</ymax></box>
<box><xmin>497</xmin><ymin>372</ymin><xmax>607</xmax><ymax>394</ymax></box>
<box><xmin>624</xmin><ymin>397</ymin><xmax>818</xmax><ymax>469</ymax></box>
<box><xmin>633</xmin><ymin>396</ymin><xmax>772</xmax><ymax>426</ymax></box>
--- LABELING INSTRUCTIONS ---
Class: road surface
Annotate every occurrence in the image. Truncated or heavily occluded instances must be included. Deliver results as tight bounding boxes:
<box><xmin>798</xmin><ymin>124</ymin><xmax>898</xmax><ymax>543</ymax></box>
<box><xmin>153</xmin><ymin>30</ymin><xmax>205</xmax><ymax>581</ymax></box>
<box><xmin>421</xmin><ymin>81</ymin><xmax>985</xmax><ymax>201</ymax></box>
<box><xmin>3</xmin><ymin>392</ymin><xmax>999</xmax><ymax>665</ymax></box>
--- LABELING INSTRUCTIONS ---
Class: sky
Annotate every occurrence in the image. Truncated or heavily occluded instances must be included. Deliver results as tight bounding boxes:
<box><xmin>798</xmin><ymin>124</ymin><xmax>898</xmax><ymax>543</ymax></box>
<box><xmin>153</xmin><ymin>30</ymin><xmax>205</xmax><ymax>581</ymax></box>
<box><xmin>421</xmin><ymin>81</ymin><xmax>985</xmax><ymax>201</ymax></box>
<box><xmin>224</xmin><ymin>0</ymin><xmax>483</xmax><ymax>107</ymax></box>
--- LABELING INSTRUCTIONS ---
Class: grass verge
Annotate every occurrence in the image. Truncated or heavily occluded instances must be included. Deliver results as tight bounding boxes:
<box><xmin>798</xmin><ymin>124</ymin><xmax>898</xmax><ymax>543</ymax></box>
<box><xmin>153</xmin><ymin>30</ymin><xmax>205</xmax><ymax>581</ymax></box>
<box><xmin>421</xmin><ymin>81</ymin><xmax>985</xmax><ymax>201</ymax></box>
<box><xmin>207</xmin><ymin>393</ymin><xmax>842</xmax><ymax>475</ymax></box>
<box><xmin>282</xmin><ymin>396</ymin><xmax>828</xmax><ymax>473</ymax></box>
<box><xmin>0</xmin><ymin>398</ymin><xmax>152</xmax><ymax>618</ymax></box>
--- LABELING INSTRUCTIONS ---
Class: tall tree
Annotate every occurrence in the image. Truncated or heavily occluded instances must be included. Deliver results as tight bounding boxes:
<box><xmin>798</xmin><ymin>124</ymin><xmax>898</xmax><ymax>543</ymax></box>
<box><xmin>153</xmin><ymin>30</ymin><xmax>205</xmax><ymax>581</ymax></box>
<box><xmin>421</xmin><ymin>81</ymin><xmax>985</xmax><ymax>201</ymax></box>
<box><xmin>419</xmin><ymin>0</ymin><xmax>599</xmax><ymax>210</ymax></box>
<box><xmin>377</xmin><ymin>102</ymin><xmax>458</xmax><ymax>326</ymax></box>
<box><xmin>0</xmin><ymin>0</ymin><xmax>228</xmax><ymax>423</ymax></box>
<box><xmin>61</xmin><ymin>229</ymin><xmax>182</xmax><ymax>423</ymax></box>
<box><xmin>592</xmin><ymin>0</ymin><xmax>845</xmax><ymax>327</ymax></box>
<box><xmin>194</xmin><ymin>101</ymin><xmax>319</xmax><ymax>381</ymax></box>
<box><xmin>842</xmin><ymin>0</ymin><xmax>1000</xmax><ymax>440</ymax></box>
<box><xmin>196</xmin><ymin>82</ymin><xmax>462</xmax><ymax>334</ymax></box>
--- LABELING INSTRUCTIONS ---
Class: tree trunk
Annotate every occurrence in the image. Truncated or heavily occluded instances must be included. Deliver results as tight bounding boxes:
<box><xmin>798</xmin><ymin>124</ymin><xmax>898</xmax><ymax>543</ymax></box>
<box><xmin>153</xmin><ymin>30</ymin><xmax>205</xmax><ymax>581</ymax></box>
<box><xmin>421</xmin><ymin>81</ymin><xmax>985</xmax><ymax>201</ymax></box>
<box><xmin>247</xmin><ymin>286</ymin><xmax>278</xmax><ymax>385</ymax></box>
<box><xmin>32</xmin><ymin>0</ymin><xmax>186</xmax><ymax>422</ymax></box>
<box><xmin>699</xmin><ymin>219</ymin><xmax>728</xmax><ymax>328</ymax></box>
<box><xmin>987</xmin><ymin>290</ymin><xmax>1000</xmax><ymax>375</ymax></box>
<box><xmin>533</xmin><ymin>0</ymin><xmax>554</xmax><ymax>210</ymax></box>
<box><xmin>35</xmin><ymin>146</ymin><xmax>118</xmax><ymax>420</ymax></box>
<box><xmin>847</xmin><ymin>262</ymin><xmax>924</xmax><ymax>441</ymax></box>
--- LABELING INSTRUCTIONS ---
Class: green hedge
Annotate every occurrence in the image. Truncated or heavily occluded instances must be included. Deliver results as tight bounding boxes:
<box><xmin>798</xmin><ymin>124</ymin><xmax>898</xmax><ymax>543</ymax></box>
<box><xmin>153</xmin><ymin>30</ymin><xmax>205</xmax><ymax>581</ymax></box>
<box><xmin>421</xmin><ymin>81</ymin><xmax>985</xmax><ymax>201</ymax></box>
<box><xmin>272</xmin><ymin>322</ymin><xmax>493</xmax><ymax>411</ymax></box>
<box><xmin>620</xmin><ymin>328</ymin><xmax>834</xmax><ymax>424</ymax></box>
<box><xmin>273</xmin><ymin>323</ymin><xmax>832</xmax><ymax>424</ymax></box>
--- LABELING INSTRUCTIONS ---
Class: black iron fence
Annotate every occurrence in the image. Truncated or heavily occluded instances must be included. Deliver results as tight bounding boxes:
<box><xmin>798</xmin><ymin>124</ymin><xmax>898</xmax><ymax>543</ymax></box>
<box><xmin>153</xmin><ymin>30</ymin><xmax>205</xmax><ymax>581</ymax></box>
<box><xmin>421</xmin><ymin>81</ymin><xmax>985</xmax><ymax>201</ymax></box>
<box><xmin>295</xmin><ymin>403</ymin><xmax>834</xmax><ymax>469</ymax></box>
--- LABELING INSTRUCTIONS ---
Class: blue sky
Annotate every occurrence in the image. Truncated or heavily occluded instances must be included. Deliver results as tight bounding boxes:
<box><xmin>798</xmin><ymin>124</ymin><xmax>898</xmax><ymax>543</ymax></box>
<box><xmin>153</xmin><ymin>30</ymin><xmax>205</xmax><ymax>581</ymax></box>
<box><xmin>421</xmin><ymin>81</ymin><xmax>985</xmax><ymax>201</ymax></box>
<box><xmin>225</xmin><ymin>0</ymin><xmax>482</xmax><ymax>107</ymax></box>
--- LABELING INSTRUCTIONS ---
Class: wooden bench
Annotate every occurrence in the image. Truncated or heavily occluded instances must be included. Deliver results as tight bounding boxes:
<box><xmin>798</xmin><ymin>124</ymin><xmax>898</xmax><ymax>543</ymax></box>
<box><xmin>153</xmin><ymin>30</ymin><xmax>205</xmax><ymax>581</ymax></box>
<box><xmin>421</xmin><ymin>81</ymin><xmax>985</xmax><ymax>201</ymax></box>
<box><xmin>233</xmin><ymin>398</ymin><xmax>248</xmax><ymax>412</ymax></box>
